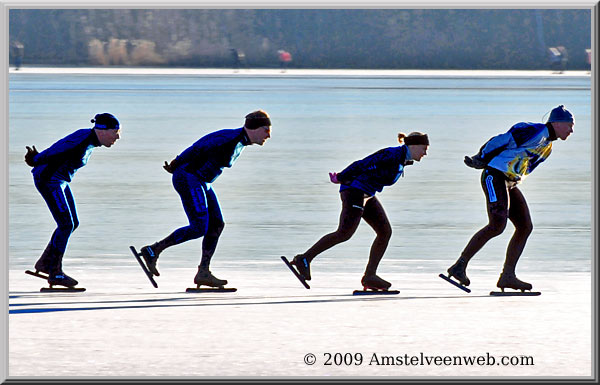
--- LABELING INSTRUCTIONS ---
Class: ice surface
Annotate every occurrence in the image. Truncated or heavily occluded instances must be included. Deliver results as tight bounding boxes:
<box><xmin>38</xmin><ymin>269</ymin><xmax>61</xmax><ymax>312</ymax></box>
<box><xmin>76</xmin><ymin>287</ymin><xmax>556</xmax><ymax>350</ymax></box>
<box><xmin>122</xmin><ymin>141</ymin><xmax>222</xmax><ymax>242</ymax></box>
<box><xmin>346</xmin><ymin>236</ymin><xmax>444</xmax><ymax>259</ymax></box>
<box><xmin>9</xmin><ymin>268</ymin><xmax>592</xmax><ymax>378</ymax></box>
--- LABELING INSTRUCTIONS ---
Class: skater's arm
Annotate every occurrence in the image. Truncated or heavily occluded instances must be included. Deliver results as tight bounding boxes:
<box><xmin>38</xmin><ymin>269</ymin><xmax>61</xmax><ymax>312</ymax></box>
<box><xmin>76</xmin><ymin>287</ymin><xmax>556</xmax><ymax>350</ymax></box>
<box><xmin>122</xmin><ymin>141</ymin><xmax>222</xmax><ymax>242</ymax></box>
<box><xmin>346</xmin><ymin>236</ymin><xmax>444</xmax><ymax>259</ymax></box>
<box><xmin>465</xmin><ymin>132</ymin><xmax>513</xmax><ymax>169</ymax></box>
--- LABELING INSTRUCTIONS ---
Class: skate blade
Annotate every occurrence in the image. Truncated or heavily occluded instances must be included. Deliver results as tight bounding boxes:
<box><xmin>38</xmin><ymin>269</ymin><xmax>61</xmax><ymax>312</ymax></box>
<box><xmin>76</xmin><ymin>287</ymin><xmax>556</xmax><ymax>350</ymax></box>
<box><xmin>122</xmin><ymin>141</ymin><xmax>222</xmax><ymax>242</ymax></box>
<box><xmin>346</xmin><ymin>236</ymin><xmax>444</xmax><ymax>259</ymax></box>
<box><xmin>25</xmin><ymin>270</ymin><xmax>49</xmax><ymax>280</ymax></box>
<box><xmin>353</xmin><ymin>289</ymin><xmax>399</xmax><ymax>296</ymax></box>
<box><xmin>281</xmin><ymin>256</ymin><xmax>310</xmax><ymax>289</ymax></box>
<box><xmin>439</xmin><ymin>273</ymin><xmax>471</xmax><ymax>293</ymax></box>
<box><xmin>490</xmin><ymin>291</ymin><xmax>541</xmax><ymax>296</ymax></box>
<box><xmin>41</xmin><ymin>287</ymin><xmax>86</xmax><ymax>293</ymax></box>
<box><xmin>129</xmin><ymin>246</ymin><xmax>158</xmax><ymax>288</ymax></box>
<box><xmin>186</xmin><ymin>287</ymin><xmax>237</xmax><ymax>293</ymax></box>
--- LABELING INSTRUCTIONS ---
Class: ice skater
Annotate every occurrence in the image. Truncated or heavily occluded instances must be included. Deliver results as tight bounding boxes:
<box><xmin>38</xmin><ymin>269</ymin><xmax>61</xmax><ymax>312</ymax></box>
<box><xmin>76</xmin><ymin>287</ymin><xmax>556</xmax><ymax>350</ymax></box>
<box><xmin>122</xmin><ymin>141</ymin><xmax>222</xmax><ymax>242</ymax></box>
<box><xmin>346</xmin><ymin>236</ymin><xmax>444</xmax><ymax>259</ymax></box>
<box><xmin>445</xmin><ymin>105</ymin><xmax>574</xmax><ymax>293</ymax></box>
<box><xmin>135</xmin><ymin>110</ymin><xmax>272</xmax><ymax>288</ymax></box>
<box><xmin>25</xmin><ymin>113</ymin><xmax>122</xmax><ymax>289</ymax></box>
<box><xmin>285</xmin><ymin>132</ymin><xmax>429</xmax><ymax>291</ymax></box>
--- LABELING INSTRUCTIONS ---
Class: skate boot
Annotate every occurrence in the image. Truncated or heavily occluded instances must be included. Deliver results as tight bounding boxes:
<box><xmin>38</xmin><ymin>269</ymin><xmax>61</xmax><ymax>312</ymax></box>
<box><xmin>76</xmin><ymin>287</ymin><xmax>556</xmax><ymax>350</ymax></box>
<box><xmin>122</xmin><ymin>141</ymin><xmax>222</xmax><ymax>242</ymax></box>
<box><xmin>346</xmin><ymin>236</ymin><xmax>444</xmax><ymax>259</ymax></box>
<box><xmin>48</xmin><ymin>270</ymin><xmax>78</xmax><ymax>288</ymax></box>
<box><xmin>361</xmin><ymin>274</ymin><xmax>392</xmax><ymax>291</ymax></box>
<box><xmin>496</xmin><ymin>271</ymin><xmax>533</xmax><ymax>292</ymax></box>
<box><xmin>447</xmin><ymin>257</ymin><xmax>470</xmax><ymax>286</ymax></box>
<box><xmin>194</xmin><ymin>266</ymin><xmax>228</xmax><ymax>288</ymax></box>
<box><xmin>291</xmin><ymin>254</ymin><xmax>311</xmax><ymax>281</ymax></box>
<box><xmin>140</xmin><ymin>245</ymin><xmax>160</xmax><ymax>276</ymax></box>
<box><xmin>34</xmin><ymin>243</ymin><xmax>54</xmax><ymax>274</ymax></box>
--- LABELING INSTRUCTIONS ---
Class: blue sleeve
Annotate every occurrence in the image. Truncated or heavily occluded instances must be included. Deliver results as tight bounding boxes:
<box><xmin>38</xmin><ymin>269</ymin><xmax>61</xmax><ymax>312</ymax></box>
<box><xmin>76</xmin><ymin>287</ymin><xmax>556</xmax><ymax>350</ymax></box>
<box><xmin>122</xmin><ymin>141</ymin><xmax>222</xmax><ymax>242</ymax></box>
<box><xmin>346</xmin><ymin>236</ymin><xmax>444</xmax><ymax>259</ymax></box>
<box><xmin>175</xmin><ymin>137</ymin><xmax>213</xmax><ymax>166</ymax></box>
<box><xmin>478</xmin><ymin>132</ymin><xmax>513</xmax><ymax>163</ymax></box>
<box><xmin>508</xmin><ymin>123</ymin><xmax>548</xmax><ymax>146</ymax></box>
<box><xmin>33</xmin><ymin>129</ymin><xmax>91</xmax><ymax>166</ymax></box>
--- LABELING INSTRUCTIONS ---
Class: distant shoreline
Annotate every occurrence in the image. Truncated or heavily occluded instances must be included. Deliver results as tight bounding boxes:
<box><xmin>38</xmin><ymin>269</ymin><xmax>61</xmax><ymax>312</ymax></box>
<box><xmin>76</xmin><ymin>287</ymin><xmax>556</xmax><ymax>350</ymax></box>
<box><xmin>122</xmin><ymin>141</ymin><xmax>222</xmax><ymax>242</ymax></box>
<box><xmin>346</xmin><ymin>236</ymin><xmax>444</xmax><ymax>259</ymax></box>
<box><xmin>8</xmin><ymin>66</ymin><xmax>591</xmax><ymax>78</ymax></box>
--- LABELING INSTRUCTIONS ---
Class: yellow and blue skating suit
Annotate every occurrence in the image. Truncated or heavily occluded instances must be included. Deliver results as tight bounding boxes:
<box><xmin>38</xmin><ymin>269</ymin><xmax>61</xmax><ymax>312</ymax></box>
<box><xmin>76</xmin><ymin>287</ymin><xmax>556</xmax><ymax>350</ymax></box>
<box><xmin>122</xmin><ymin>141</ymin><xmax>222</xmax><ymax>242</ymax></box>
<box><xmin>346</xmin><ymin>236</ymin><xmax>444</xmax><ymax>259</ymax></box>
<box><xmin>476</xmin><ymin>122</ymin><xmax>557</xmax><ymax>183</ymax></box>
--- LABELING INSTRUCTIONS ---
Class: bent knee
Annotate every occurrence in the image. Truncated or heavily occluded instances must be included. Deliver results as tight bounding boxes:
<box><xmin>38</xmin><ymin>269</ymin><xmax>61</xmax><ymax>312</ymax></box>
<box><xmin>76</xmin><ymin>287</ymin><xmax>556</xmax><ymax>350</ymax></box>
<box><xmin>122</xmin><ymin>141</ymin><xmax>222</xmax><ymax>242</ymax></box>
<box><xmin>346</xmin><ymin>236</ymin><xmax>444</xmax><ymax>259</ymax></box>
<box><xmin>379</xmin><ymin>224</ymin><xmax>392</xmax><ymax>240</ymax></box>
<box><xmin>335</xmin><ymin>228</ymin><xmax>356</xmax><ymax>243</ymax></box>
<box><xmin>516</xmin><ymin>221</ymin><xmax>533</xmax><ymax>236</ymax></box>
<box><xmin>486</xmin><ymin>217</ymin><xmax>508</xmax><ymax>237</ymax></box>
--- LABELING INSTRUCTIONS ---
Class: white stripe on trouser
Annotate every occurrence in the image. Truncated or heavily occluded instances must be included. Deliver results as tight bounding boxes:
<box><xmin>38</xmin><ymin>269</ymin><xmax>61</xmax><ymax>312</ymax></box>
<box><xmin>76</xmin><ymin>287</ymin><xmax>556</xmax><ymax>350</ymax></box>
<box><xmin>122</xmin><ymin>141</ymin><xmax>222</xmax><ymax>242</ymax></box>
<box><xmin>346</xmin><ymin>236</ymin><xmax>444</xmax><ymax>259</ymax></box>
<box><xmin>352</xmin><ymin>205</ymin><xmax>364</xmax><ymax>210</ymax></box>
<box><xmin>485</xmin><ymin>175</ymin><xmax>497</xmax><ymax>203</ymax></box>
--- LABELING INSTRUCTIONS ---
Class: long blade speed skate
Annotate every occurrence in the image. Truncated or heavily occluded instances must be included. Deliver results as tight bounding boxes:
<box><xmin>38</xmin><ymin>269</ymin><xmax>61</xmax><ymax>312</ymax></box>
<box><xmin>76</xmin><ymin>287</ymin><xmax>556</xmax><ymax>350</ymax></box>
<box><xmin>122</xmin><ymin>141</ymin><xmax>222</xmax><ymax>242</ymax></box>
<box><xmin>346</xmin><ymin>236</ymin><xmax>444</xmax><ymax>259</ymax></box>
<box><xmin>281</xmin><ymin>256</ymin><xmax>310</xmax><ymax>289</ymax></box>
<box><xmin>25</xmin><ymin>270</ymin><xmax>86</xmax><ymax>292</ymax></box>
<box><xmin>186</xmin><ymin>287</ymin><xmax>237</xmax><ymax>293</ymax></box>
<box><xmin>490</xmin><ymin>290</ymin><xmax>541</xmax><ymax>296</ymax></box>
<box><xmin>439</xmin><ymin>273</ymin><xmax>471</xmax><ymax>293</ymax></box>
<box><xmin>130</xmin><ymin>246</ymin><xmax>158</xmax><ymax>288</ymax></box>
<box><xmin>353</xmin><ymin>289</ymin><xmax>400</xmax><ymax>296</ymax></box>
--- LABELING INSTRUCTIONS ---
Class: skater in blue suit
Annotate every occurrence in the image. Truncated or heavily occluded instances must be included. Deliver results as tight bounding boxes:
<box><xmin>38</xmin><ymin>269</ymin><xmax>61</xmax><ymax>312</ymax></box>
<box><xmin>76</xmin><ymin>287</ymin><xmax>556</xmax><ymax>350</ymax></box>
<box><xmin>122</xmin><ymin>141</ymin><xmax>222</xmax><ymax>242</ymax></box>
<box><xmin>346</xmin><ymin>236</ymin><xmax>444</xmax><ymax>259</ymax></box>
<box><xmin>446</xmin><ymin>105</ymin><xmax>575</xmax><ymax>292</ymax></box>
<box><xmin>138</xmin><ymin>110</ymin><xmax>272</xmax><ymax>287</ymax></box>
<box><xmin>289</xmin><ymin>131</ymin><xmax>430</xmax><ymax>290</ymax></box>
<box><xmin>25</xmin><ymin>113</ymin><xmax>122</xmax><ymax>287</ymax></box>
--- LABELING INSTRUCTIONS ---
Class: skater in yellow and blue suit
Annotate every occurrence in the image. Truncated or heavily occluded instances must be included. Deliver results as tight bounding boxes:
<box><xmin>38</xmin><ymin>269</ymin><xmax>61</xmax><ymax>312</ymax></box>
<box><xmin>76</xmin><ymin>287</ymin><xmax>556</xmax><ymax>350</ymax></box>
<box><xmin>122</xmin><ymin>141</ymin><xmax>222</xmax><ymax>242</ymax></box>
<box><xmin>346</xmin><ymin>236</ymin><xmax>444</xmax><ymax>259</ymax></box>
<box><xmin>447</xmin><ymin>105</ymin><xmax>575</xmax><ymax>292</ymax></box>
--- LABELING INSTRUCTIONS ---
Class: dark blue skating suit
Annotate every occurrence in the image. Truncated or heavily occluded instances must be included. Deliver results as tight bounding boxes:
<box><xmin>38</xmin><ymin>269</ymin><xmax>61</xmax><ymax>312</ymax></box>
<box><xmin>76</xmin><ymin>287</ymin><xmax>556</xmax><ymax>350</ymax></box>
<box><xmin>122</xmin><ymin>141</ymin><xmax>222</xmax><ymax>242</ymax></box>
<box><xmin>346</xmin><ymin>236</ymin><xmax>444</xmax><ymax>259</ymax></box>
<box><xmin>31</xmin><ymin>129</ymin><xmax>101</xmax><ymax>254</ymax></box>
<box><xmin>337</xmin><ymin>145</ymin><xmax>412</xmax><ymax>197</ymax></box>
<box><xmin>168</xmin><ymin>127</ymin><xmax>251</xmax><ymax>244</ymax></box>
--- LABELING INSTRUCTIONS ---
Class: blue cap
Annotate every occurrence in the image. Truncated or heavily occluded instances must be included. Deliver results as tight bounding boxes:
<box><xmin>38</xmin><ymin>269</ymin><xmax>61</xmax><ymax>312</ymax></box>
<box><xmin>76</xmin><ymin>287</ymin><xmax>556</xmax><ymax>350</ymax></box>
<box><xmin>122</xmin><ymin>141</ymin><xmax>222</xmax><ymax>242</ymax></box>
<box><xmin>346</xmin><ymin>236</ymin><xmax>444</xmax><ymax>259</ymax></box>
<box><xmin>91</xmin><ymin>113</ymin><xmax>120</xmax><ymax>130</ymax></box>
<box><xmin>547</xmin><ymin>105</ymin><xmax>574</xmax><ymax>123</ymax></box>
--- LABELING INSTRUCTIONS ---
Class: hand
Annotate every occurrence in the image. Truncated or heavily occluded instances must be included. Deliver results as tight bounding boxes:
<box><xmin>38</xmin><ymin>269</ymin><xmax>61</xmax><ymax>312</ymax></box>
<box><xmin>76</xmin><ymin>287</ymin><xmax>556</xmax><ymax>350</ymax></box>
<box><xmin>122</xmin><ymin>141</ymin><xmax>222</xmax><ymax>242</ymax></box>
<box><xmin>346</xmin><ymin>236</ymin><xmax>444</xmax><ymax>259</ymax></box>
<box><xmin>329</xmin><ymin>172</ymin><xmax>340</xmax><ymax>184</ymax></box>
<box><xmin>464</xmin><ymin>155</ymin><xmax>486</xmax><ymax>169</ymax></box>
<box><xmin>163</xmin><ymin>159</ymin><xmax>177</xmax><ymax>174</ymax></box>
<box><xmin>24</xmin><ymin>145</ymin><xmax>38</xmax><ymax>167</ymax></box>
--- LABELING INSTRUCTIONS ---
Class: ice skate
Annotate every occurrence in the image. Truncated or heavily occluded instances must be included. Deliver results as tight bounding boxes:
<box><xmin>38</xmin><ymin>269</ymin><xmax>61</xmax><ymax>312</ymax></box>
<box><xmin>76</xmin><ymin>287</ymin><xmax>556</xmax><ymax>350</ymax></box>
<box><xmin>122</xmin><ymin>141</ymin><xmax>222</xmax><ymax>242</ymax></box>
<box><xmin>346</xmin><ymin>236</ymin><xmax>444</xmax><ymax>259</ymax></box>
<box><xmin>439</xmin><ymin>257</ymin><xmax>472</xmax><ymax>293</ymax></box>
<box><xmin>140</xmin><ymin>245</ymin><xmax>160</xmax><ymax>276</ymax></box>
<box><xmin>48</xmin><ymin>271</ymin><xmax>79</xmax><ymax>288</ymax></box>
<box><xmin>281</xmin><ymin>256</ymin><xmax>310</xmax><ymax>289</ymax></box>
<box><xmin>194</xmin><ymin>267</ymin><xmax>227</xmax><ymax>288</ymax></box>
<box><xmin>447</xmin><ymin>258</ymin><xmax>470</xmax><ymax>286</ymax></box>
<box><xmin>496</xmin><ymin>271</ymin><xmax>532</xmax><ymax>292</ymax></box>
<box><xmin>186</xmin><ymin>266</ymin><xmax>236</xmax><ymax>293</ymax></box>
<box><xmin>354</xmin><ymin>274</ymin><xmax>399</xmax><ymax>295</ymax></box>
<box><xmin>291</xmin><ymin>254</ymin><xmax>311</xmax><ymax>281</ymax></box>
<box><xmin>361</xmin><ymin>274</ymin><xmax>392</xmax><ymax>291</ymax></box>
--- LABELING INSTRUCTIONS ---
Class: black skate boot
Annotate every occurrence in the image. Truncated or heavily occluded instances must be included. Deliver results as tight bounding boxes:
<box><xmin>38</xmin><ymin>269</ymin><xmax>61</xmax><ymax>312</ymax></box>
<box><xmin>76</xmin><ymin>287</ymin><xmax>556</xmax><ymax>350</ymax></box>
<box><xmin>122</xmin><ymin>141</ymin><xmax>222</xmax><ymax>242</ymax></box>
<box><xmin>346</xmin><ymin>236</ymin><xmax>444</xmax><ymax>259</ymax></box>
<box><xmin>140</xmin><ymin>245</ymin><xmax>160</xmax><ymax>276</ymax></box>
<box><xmin>291</xmin><ymin>254</ymin><xmax>311</xmax><ymax>281</ymax></box>
<box><xmin>361</xmin><ymin>274</ymin><xmax>392</xmax><ymax>291</ymax></box>
<box><xmin>47</xmin><ymin>254</ymin><xmax>78</xmax><ymax>288</ymax></box>
<box><xmin>447</xmin><ymin>257</ymin><xmax>470</xmax><ymax>286</ymax></box>
<box><xmin>48</xmin><ymin>271</ymin><xmax>79</xmax><ymax>288</ymax></box>
<box><xmin>496</xmin><ymin>271</ymin><xmax>533</xmax><ymax>292</ymax></box>
<box><xmin>34</xmin><ymin>243</ymin><xmax>54</xmax><ymax>274</ymax></box>
<box><xmin>194</xmin><ymin>266</ymin><xmax>228</xmax><ymax>288</ymax></box>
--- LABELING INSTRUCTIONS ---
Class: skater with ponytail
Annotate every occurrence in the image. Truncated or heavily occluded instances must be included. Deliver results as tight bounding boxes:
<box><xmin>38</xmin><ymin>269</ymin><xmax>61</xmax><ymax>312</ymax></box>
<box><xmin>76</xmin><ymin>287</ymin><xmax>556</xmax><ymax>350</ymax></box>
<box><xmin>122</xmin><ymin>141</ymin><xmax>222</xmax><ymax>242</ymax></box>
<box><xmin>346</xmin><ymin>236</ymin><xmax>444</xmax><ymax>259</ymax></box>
<box><xmin>285</xmin><ymin>131</ymin><xmax>429</xmax><ymax>291</ymax></box>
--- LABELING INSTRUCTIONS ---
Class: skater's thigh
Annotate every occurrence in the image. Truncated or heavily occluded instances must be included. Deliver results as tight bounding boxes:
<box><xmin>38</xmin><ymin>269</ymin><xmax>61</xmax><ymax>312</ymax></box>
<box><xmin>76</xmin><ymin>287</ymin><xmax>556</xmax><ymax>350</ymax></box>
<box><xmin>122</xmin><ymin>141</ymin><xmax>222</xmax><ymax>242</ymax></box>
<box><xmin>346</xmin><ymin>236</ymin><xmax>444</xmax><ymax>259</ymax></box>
<box><xmin>336</xmin><ymin>189</ymin><xmax>364</xmax><ymax>236</ymax></box>
<box><xmin>173</xmin><ymin>170</ymin><xmax>210</xmax><ymax>229</ymax></box>
<box><xmin>63</xmin><ymin>184</ymin><xmax>79</xmax><ymax>229</ymax></box>
<box><xmin>36</xmin><ymin>180</ymin><xmax>77</xmax><ymax>228</ymax></box>
<box><xmin>362</xmin><ymin>196</ymin><xmax>391</xmax><ymax>236</ymax></box>
<box><xmin>508</xmin><ymin>187</ymin><xmax>532</xmax><ymax>229</ymax></box>
<box><xmin>480</xmin><ymin>169</ymin><xmax>509</xmax><ymax>225</ymax></box>
<box><xmin>204</xmin><ymin>185</ymin><xmax>224</xmax><ymax>228</ymax></box>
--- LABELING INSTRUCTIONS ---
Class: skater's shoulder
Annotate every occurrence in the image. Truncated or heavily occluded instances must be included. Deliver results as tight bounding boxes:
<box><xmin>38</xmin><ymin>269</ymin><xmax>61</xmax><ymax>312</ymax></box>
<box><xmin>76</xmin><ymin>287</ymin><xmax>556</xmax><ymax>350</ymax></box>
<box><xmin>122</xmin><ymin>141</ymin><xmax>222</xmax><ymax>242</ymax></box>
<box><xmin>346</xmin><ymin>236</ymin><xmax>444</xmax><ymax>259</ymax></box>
<box><xmin>196</xmin><ymin>127</ymin><xmax>244</xmax><ymax>146</ymax></box>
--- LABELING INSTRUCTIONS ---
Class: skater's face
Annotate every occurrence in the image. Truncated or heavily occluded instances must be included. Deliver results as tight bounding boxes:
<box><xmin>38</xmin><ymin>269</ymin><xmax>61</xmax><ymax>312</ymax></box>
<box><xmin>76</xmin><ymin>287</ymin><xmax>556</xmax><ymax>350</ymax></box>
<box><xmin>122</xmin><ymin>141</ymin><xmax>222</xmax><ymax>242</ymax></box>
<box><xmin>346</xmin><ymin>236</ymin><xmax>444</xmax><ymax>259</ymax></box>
<box><xmin>95</xmin><ymin>128</ymin><xmax>122</xmax><ymax>147</ymax></box>
<box><xmin>552</xmin><ymin>121</ymin><xmax>574</xmax><ymax>141</ymax></box>
<box><xmin>409</xmin><ymin>144</ymin><xmax>428</xmax><ymax>161</ymax></box>
<box><xmin>246</xmin><ymin>126</ymin><xmax>271</xmax><ymax>146</ymax></box>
